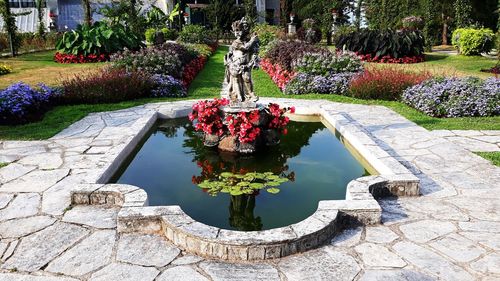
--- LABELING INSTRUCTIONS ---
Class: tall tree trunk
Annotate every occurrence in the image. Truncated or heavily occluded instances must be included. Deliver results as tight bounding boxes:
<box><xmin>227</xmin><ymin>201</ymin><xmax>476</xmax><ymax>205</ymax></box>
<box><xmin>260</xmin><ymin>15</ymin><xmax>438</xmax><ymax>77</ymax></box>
<box><xmin>441</xmin><ymin>13</ymin><xmax>448</xmax><ymax>45</ymax></box>
<box><xmin>1</xmin><ymin>0</ymin><xmax>18</xmax><ymax>56</ymax></box>
<box><xmin>82</xmin><ymin>0</ymin><xmax>91</xmax><ymax>25</ymax></box>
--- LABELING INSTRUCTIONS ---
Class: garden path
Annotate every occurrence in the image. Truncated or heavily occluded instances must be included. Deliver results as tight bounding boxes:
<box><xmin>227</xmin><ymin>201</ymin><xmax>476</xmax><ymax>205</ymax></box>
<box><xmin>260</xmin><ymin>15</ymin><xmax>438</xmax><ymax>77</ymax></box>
<box><xmin>431</xmin><ymin>130</ymin><xmax>500</xmax><ymax>152</ymax></box>
<box><xmin>0</xmin><ymin>99</ymin><xmax>499</xmax><ymax>281</ymax></box>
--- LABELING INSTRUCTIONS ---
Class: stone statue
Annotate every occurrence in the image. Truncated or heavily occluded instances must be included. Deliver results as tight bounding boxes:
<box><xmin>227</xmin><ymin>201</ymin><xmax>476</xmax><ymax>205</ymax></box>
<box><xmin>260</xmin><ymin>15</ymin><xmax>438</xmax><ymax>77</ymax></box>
<box><xmin>224</xmin><ymin>17</ymin><xmax>260</xmax><ymax>106</ymax></box>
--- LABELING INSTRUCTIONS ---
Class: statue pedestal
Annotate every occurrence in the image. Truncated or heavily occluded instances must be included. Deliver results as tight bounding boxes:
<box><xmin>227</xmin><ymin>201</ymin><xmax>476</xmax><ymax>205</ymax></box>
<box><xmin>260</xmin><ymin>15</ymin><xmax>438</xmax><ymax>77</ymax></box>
<box><xmin>288</xmin><ymin>23</ymin><xmax>296</xmax><ymax>35</ymax></box>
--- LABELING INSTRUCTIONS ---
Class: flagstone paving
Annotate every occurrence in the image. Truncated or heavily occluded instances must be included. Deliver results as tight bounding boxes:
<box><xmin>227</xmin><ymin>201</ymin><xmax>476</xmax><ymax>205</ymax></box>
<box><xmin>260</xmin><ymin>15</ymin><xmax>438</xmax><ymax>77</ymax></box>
<box><xmin>0</xmin><ymin>99</ymin><xmax>499</xmax><ymax>280</ymax></box>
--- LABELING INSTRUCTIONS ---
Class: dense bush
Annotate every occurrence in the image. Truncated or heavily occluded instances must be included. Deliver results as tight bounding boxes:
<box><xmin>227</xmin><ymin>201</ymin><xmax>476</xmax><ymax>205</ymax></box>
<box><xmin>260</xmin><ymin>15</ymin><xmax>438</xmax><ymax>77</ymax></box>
<box><xmin>0</xmin><ymin>83</ymin><xmax>59</xmax><ymax>124</ymax></box>
<box><xmin>61</xmin><ymin>69</ymin><xmax>153</xmax><ymax>104</ymax></box>
<box><xmin>264</xmin><ymin>40</ymin><xmax>326</xmax><ymax>71</ymax></box>
<box><xmin>452</xmin><ymin>28</ymin><xmax>495</xmax><ymax>56</ymax></box>
<box><xmin>348</xmin><ymin>67</ymin><xmax>431</xmax><ymax>100</ymax></box>
<box><xmin>181</xmin><ymin>43</ymin><xmax>214</xmax><ymax>58</ymax></box>
<box><xmin>151</xmin><ymin>74</ymin><xmax>186</xmax><ymax>98</ymax></box>
<box><xmin>252</xmin><ymin>24</ymin><xmax>284</xmax><ymax>48</ymax></box>
<box><xmin>293</xmin><ymin>51</ymin><xmax>363</xmax><ymax>76</ymax></box>
<box><xmin>161</xmin><ymin>27</ymin><xmax>178</xmax><ymax>40</ymax></box>
<box><xmin>178</xmin><ymin>24</ymin><xmax>214</xmax><ymax>44</ymax></box>
<box><xmin>145</xmin><ymin>27</ymin><xmax>178</xmax><ymax>45</ymax></box>
<box><xmin>55</xmin><ymin>22</ymin><xmax>142</xmax><ymax>57</ymax></box>
<box><xmin>284</xmin><ymin>73</ymin><xmax>353</xmax><ymax>95</ymax></box>
<box><xmin>0</xmin><ymin>64</ymin><xmax>12</xmax><ymax>75</ymax></box>
<box><xmin>403</xmin><ymin>77</ymin><xmax>500</xmax><ymax>117</ymax></box>
<box><xmin>335</xmin><ymin>29</ymin><xmax>425</xmax><ymax>60</ymax></box>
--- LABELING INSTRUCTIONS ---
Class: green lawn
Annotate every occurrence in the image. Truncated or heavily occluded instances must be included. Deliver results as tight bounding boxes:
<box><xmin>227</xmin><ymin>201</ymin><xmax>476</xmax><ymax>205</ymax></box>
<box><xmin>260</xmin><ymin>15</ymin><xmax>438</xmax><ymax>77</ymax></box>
<box><xmin>0</xmin><ymin>163</ymin><xmax>8</xmax><ymax>168</ymax></box>
<box><xmin>0</xmin><ymin>51</ymin><xmax>104</xmax><ymax>88</ymax></box>
<box><xmin>475</xmin><ymin>152</ymin><xmax>500</xmax><ymax>167</ymax></box>
<box><xmin>0</xmin><ymin>46</ymin><xmax>499</xmax><ymax>140</ymax></box>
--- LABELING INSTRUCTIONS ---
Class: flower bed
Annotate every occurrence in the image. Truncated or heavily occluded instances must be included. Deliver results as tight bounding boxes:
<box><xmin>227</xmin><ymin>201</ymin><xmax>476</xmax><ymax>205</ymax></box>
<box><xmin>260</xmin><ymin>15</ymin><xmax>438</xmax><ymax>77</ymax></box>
<box><xmin>54</xmin><ymin>52</ymin><xmax>109</xmax><ymax>63</ymax></box>
<box><xmin>182</xmin><ymin>56</ymin><xmax>208</xmax><ymax>87</ymax></box>
<box><xmin>260</xmin><ymin>59</ymin><xmax>296</xmax><ymax>90</ymax></box>
<box><xmin>403</xmin><ymin>77</ymin><xmax>500</xmax><ymax>117</ymax></box>
<box><xmin>357</xmin><ymin>54</ymin><xmax>425</xmax><ymax>64</ymax></box>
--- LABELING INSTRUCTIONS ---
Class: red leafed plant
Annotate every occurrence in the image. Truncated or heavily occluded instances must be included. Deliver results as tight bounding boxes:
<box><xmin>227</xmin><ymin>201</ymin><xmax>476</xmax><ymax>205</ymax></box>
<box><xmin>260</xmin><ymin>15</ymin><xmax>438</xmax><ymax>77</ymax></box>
<box><xmin>189</xmin><ymin>98</ymin><xmax>230</xmax><ymax>136</ymax></box>
<box><xmin>54</xmin><ymin>52</ymin><xmax>109</xmax><ymax>63</ymax></box>
<box><xmin>260</xmin><ymin>59</ymin><xmax>296</xmax><ymax>90</ymax></box>
<box><xmin>356</xmin><ymin>53</ymin><xmax>425</xmax><ymax>64</ymax></box>
<box><xmin>349</xmin><ymin>67</ymin><xmax>431</xmax><ymax>101</ymax></box>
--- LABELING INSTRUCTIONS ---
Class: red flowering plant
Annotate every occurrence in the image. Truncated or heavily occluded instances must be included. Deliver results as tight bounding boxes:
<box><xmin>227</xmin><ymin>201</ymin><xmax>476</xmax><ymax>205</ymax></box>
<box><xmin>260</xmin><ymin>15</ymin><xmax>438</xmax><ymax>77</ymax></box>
<box><xmin>267</xmin><ymin>103</ymin><xmax>295</xmax><ymax>135</ymax></box>
<box><xmin>54</xmin><ymin>52</ymin><xmax>109</xmax><ymax>63</ymax></box>
<box><xmin>357</xmin><ymin>53</ymin><xmax>424</xmax><ymax>64</ymax></box>
<box><xmin>182</xmin><ymin>56</ymin><xmax>207</xmax><ymax>87</ymax></box>
<box><xmin>189</xmin><ymin>98</ymin><xmax>230</xmax><ymax>136</ymax></box>
<box><xmin>260</xmin><ymin>59</ymin><xmax>296</xmax><ymax>90</ymax></box>
<box><xmin>225</xmin><ymin>110</ymin><xmax>262</xmax><ymax>143</ymax></box>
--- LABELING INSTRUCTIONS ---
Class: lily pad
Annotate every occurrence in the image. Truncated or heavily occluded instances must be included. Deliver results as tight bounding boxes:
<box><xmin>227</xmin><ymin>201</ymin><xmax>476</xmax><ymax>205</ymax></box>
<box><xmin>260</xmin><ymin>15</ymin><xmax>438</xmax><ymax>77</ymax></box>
<box><xmin>267</xmin><ymin>188</ymin><xmax>280</xmax><ymax>194</ymax></box>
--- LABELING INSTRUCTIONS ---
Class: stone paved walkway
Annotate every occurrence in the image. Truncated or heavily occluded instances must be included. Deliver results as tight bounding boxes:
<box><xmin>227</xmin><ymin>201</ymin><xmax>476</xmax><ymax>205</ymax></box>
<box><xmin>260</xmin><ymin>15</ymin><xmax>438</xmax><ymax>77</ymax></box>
<box><xmin>0</xmin><ymin>99</ymin><xmax>499</xmax><ymax>281</ymax></box>
<box><xmin>431</xmin><ymin>130</ymin><xmax>500</xmax><ymax>152</ymax></box>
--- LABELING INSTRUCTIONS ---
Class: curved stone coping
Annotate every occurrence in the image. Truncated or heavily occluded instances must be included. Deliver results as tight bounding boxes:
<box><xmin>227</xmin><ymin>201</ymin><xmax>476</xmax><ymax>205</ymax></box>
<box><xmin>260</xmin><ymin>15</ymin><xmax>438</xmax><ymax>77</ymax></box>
<box><xmin>68</xmin><ymin>172</ymin><xmax>418</xmax><ymax>261</ymax></box>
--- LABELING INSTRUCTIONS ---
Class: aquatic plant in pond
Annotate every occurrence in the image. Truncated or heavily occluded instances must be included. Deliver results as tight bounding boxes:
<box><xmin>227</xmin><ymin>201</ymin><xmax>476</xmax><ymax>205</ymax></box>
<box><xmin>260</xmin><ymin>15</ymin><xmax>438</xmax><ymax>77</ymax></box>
<box><xmin>197</xmin><ymin>171</ymin><xmax>289</xmax><ymax>196</ymax></box>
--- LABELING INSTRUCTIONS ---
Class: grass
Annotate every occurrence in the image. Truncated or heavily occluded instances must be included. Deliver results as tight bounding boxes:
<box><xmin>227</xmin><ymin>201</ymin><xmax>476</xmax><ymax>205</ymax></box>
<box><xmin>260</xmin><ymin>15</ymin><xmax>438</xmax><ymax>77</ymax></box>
<box><xmin>0</xmin><ymin>51</ymin><xmax>104</xmax><ymax>88</ymax></box>
<box><xmin>475</xmin><ymin>152</ymin><xmax>500</xmax><ymax>167</ymax></box>
<box><xmin>0</xmin><ymin>45</ymin><xmax>499</xmax><ymax>140</ymax></box>
<box><xmin>0</xmin><ymin>163</ymin><xmax>8</xmax><ymax>168</ymax></box>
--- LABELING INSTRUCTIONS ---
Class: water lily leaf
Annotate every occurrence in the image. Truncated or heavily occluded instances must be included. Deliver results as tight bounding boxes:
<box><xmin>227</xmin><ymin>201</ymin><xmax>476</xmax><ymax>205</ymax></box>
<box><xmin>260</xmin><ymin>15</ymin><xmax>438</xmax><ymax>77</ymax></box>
<box><xmin>220</xmin><ymin>172</ymin><xmax>234</xmax><ymax>178</ymax></box>
<box><xmin>266</xmin><ymin>175</ymin><xmax>280</xmax><ymax>180</ymax></box>
<box><xmin>267</xmin><ymin>188</ymin><xmax>280</xmax><ymax>194</ymax></box>
<box><xmin>198</xmin><ymin>181</ymin><xmax>210</xmax><ymax>188</ymax></box>
<box><xmin>267</xmin><ymin>181</ymin><xmax>281</xmax><ymax>187</ymax></box>
<box><xmin>237</xmin><ymin>181</ymin><xmax>250</xmax><ymax>187</ymax></box>
<box><xmin>230</xmin><ymin>190</ymin><xmax>243</xmax><ymax>196</ymax></box>
<box><xmin>243</xmin><ymin>175</ymin><xmax>255</xmax><ymax>181</ymax></box>
<box><xmin>249</xmin><ymin>183</ymin><xmax>265</xmax><ymax>189</ymax></box>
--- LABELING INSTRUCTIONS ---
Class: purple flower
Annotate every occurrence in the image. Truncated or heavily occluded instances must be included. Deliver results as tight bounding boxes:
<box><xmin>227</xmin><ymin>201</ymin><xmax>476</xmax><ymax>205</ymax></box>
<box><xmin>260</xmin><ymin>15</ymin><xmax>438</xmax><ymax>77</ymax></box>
<box><xmin>151</xmin><ymin>75</ymin><xmax>187</xmax><ymax>98</ymax></box>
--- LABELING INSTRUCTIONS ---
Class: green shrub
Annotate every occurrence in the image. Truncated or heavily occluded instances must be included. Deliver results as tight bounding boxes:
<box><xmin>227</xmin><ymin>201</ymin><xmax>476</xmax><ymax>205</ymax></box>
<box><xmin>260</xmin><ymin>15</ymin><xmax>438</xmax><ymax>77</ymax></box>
<box><xmin>181</xmin><ymin>43</ymin><xmax>213</xmax><ymax>57</ymax></box>
<box><xmin>0</xmin><ymin>64</ymin><xmax>12</xmax><ymax>75</ymax></box>
<box><xmin>452</xmin><ymin>28</ymin><xmax>495</xmax><ymax>56</ymax></box>
<box><xmin>161</xmin><ymin>28</ymin><xmax>178</xmax><ymax>40</ymax></box>
<box><xmin>178</xmin><ymin>24</ymin><xmax>212</xmax><ymax>44</ymax></box>
<box><xmin>55</xmin><ymin>21</ymin><xmax>142</xmax><ymax>56</ymax></box>
<box><xmin>252</xmin><ymin>23</ymin><xmax>283</xmax><ymax>48</ymax></box>
<box><xmin>145</xmin><ymin>28</ymin><xmax>156</xmax><ymax>44</ymax></box>
<box><xmin>334</xmin><ymin>29</ymin><xmax>424</xmax><ymax>58</ymax></box>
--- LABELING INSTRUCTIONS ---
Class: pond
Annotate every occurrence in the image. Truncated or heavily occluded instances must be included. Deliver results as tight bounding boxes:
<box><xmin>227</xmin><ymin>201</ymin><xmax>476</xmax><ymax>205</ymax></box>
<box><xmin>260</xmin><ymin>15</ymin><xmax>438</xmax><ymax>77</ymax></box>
<box><xmin>111</xmin><ymin>117</ymin><xmax>369</xmax><ymax>231</ymax></box>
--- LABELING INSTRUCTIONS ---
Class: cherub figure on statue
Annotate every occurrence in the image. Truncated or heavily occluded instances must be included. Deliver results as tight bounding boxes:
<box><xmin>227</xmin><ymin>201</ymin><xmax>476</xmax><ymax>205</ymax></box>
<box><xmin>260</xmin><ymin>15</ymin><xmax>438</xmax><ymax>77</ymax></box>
<box><xmin>224</xmin><ymin>17</ymin><xmax>260</xmax><ymax>106</ymax></box>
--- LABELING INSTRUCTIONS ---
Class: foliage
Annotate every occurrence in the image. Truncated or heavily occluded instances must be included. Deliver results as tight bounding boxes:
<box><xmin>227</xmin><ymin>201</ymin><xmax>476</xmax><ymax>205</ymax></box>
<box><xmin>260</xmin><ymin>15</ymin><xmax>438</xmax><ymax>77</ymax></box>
<box><xmin>357</xmin><ymin>54</ymin><xmax>425</xmax><ymax>64</ymax></box>
<box><xmin>292</xmin><ymin>51</ymin><xmax>363</xmax><ymax>75</ymax></box>
<box><xmin>144</xmin><ymin>28</ymin><xmax>156</xmax><ymax>44</ymax></box>
<box><xmin>145</xmin><ymin>27</ymin><xmax>178</xmax><ymax>44</ymax></box>
<box><xmin>334</xmin><ymin>29</ymin><xmax>425</xmax><ymax>59</ymax></box>
<box><xmin>452</xmin><ymin>28</ymin><xmax>495</xmax><ymax>56</ymax></box>
<box><xmin>197</xmin><ymin>171</ymin><xmax>289</xmax><ymax>196</ymax></box>
<box><xmin>264</xmin><ymin>40</ymin><xmax>327</xmax><ymax>71</ymax></box>
<box><xmin>178</xmin><ymin>25</ymin><xmax>213</xmax><ymax>45</ymax></box>
<box><xmin>403</xmin><ymin>77</ymin><xmax>500</xmax><ymax>117</ymax></box>
<box><xmin>150</xmin><ymin>74</ymin><xmax>186</xmax><ymax>98</ymax></box>
<box><xmin>454</xmin><ymin>0</ymin><xmax>472</xmax><ymax>28</ymax></box>
<box><xmin>297</xmin><ymin>26</ymin><xmax>322</xmax><ymax>44</ymax></box>
<box><xmin>60</xmin><ymin>69</ymin><xmax>153</xmax><ymax>104</ymax></box>
<box><xmin>205</xmin><ymin>0</ymin><xmax>244</xmax><ymax>32</ymax></box>
<box><xmin>348</xmin><ymin>67</ymin><xmax>431</xmax><ymax>100</ymax></box>
<box><xmin>401</xmin><ymin>16</ymin><xmax>424</xmax><ymax>30</ymax></box>
<box><xmin>0</xmin><ymin>32</ymin><xmax>60</xmax><ymax>54</ymax></box>
<box><xmin>0</xmin><ymin>82</ymin><xmax>59</xmax><ymax>124</ymax></box>
<box><xmin>0</xmin><ymin>0</ymin><xmax>20</xmax><ymax>55</ymax></box>
<box><xmin>284</xmin><ymin>73</ymin><xmax>353</xmax><ymax>95</ymax></box>
<box><xmin>292</xmin><ymin>0</ymin><xmax>350</xmax><ymax>37</ymax></box>
<box><xmin>145</xmin><ymin>6</ymin><xmax>167</xmax><ymax>28</ymax></box>
<box><xmin>55</xmin><ymin>22</ymin><xmax>142</xmax><ymax>56</ymax></box>
<box><xmin>252</xmin><ymin>24</ymin><xmax>283</xmax><ymax>49</ymax></box>
<box><xmin>0</xmin><ymin>64</ymin><xmax>11</xmax><ymax>75</ymax></box>
<box><xmin>225</xmin><ymin>110</ymin><xmax>263</xmax><ymax>143</ymax></box>
<box><xmin>181</xmin><ymin>43</ymin><xmax>214</xmax><ymax>58</ymax></box>
<box><xmin>35</xmin><ymin>0</ymin><xmax>46</xmax><ymax>38</ymax></box>
<box><xmin>99</xmin><ymin>0</ymin><xmax>145</xmax><ymax>37</ymax></box>
<box><xmin>161</xmin><ymin>28</ymin><xmax>178</xmax><ymax>40</ymax></box>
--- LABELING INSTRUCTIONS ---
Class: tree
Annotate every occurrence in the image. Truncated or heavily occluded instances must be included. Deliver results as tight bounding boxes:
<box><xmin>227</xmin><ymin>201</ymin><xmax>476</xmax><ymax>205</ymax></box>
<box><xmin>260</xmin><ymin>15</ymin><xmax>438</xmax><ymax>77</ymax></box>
<box><xmin>36</xmin><ymin>0</ymin><xmax>46</xmax><ymax>38</ymax></box>
<box><xmin>279</xmin><ymin>0</ymin><xmax>292</xmax><ymax>26</ymax></box>
<box><xmin>206</xmin><ymin>0</ymin><xmax>243</xmax><ymax>32</ymax></box>
<box><xmin>243</xmin><ymin>0</ymin><xmax>257</xmax><ymax>25</ymax></box>
<box><xmin>82</xmin><ymin>0</ymin><xmax>92</xmax><ymax>25</ymax></box>
<box><xmin>454</xmin><ymin>0</ymin><xmax>472</xmax><ymax>28</ymax></box>
<box><xmin>353</xmin><ymin>0</ymin><xmax>364</xmax><ymax>30</ymax></box>
<box><xmin>0</xmin><ymin>0</ymin><xmax>19</xmax><ymax>56</ymax></box>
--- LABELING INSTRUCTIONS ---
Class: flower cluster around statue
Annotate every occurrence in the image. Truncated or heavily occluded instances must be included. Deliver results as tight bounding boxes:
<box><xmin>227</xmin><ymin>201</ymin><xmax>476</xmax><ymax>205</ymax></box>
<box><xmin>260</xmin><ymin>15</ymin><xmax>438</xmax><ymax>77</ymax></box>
<box><xmin>189</xmin><ymin>98</ymin><xmax>295</xmax><ymax>152</ymax></box>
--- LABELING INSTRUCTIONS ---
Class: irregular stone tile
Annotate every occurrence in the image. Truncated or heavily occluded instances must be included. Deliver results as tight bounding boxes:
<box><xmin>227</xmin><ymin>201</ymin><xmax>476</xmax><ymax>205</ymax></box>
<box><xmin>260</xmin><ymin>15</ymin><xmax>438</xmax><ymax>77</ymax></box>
<box><xmin>359</xmin><ymin>269</ymin><xmax>436</xmax><ymax>281</ymax></box>
<box><xmin>1</xmin><ymin>222</ymin><xmax>89</xmax><ymax>272</ymax></box>
<box><xmin>470</xmin><ymin>253</ymin><xmax>500</xmax><ymax>275</ymax></box>
<box><xmin>0</xmin><ymin>163</ymin><xmax>36</xmax><ymax>184</ymax></box>
<box><xmin>0</xmin><ymin>193</ymin><xmax>40</xmax><ymax>221</ymax></box>
<box><xmin>355</xmin><ymin>243</ymin><xmax>406</xmax><ymax>268</ymax></box>
<box><xmin>460</xmin><ymin>231</ymin><xmax>500</xmax><ymax>250</ymax></box>
<box><xmin>199</xmin><ymin>261</ymin><xmax>280</xmax><ymax>281</ymax></box>
<box><xmin>429</xmin><ymin>233</ymin><xmax>486</xmax><ymax>262</ymax></box>
<box><xmin>399</xmin><ymin>220</ymin><xmax>456</xmax><ymax>243</ymax></box>
<box><xmin>89</xmin><ymin>262</ymin><xmax>159</xmax><ymax>281</ymax></box>
<box><xmin>157</xmin><ymin>266</ymin><xmax>208</xmax><ymax>281</ymax></box>
<box><xmin>0</xmin><ymin>273</ymin><xmax>79</xmax><ymax>281</ymax></box>
<box><xmin>41</xmin><ymin>174</ymin><xmax>91</xmax><ymax>216</ymax></box>
<box><xmin>0</xmin><ymin>216</ymin><xmax>56</xmax><ymax>238</ymax></box>
<box><xmin>278</xmin><ymin>247</ymin><xmax>360</xmax><ymax>281</ymax></box>
<box><xmin>446</xmin><ymin>197</ymin><xmax>500</xmax><ymax>221</ymax></box>
<box><xmin>171</xmin><ymin>254</ymin><xmax>204</xmax><ymax>265</ymax></box>
<box><xmin>0</xmin><ymin>169</ymin><xmax>69</xmax><ymax>193</ymax></box>
<box><xmin>46</xmin><ymin>230</ymin><xmax>115</xmax><ymax>276</ymax></box>
<box><xmin>365</xmin><ymin>226</ymin><xmax>399</xmax><ymax>244</ymax></box>
<box><xmin>331</xmin><ymin>226</ymin><xmax>362</xmax><ymax>247</ymax></box>
<box><xmin>393</xmin><ymin>241</ymin><xmax>473</xmax><ymax>280</ymax></box>
<box><xmin>1</xmin><ymin>240</ymin><xmax>17</xmax><ymax>261</ymax></box>
<box><xmin>116</xmin><ymin>233</ymin><xmax>180</xmax><ymax>267</ymax></box>
<box><xmin>0</xmin><ymin>241</ymin><xmax>8</xmax><ymax>258</ymax></box>
<box><xmin>0</xmin><ymin>193</ymin><xmax>14</xmax><ymax>209</ymax></box>
<box><xmin>378</xmin><ymin>198</ymin><xmax>411</xmax><ymax>225</ymax></box>
<box><xmin>459</xmin><ymin>221</ymin><xmax>500</xmax><ymax>233</ymax></box>
<box><xmin>402</xmin><ymin>198</ymin><xmax>468</xmax><ymax>221</ymax></box>
<box><xmin>17</xmin><ymin>153</ymin><xmax>63</xmax><ymax>170</ymax></box>
<box><xmin>62</xmin><ymin>206</ymin><xmax>118</xmax><ymax>229</ymax></box>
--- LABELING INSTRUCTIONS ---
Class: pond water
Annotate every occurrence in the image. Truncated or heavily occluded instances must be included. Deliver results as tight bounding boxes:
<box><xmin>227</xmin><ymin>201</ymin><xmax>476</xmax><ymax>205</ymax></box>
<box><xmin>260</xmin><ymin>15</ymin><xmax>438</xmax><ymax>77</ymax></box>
<box><xmin>111</xmin><ymin>117</ymin><xmax>369</xmax><ymax>231</ymax></box>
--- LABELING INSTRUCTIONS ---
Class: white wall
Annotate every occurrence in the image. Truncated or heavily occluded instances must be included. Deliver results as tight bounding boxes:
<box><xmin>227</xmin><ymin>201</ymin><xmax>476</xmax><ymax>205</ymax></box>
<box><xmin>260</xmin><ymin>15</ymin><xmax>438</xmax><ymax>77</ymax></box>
<box><xmin>0</xmin><ymin>8</ymin><xmax>51</xmax><ymax>33</ymax></box>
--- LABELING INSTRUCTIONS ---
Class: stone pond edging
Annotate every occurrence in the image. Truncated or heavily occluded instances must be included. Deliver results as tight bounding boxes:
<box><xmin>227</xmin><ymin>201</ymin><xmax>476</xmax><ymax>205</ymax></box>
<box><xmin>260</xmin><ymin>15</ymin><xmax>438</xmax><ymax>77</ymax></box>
<box><xmin>59</xmin><ymin>99</ymin><xmax>420</xmax><ymax>261</ymax></box>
